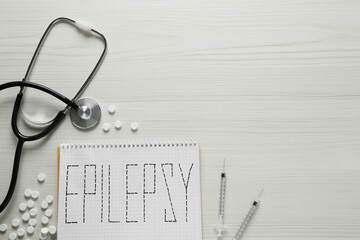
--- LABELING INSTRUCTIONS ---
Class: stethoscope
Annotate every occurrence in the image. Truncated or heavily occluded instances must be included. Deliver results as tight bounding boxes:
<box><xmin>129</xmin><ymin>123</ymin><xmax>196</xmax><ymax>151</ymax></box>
<box><xmin>0</xmin><ymin>17</ymin><xmax>107</xmax><ymax>213</ymax></box>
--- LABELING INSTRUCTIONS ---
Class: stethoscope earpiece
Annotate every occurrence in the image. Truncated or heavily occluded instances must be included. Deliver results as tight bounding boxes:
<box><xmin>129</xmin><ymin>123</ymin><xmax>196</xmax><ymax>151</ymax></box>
<box><xmin>70</xmin><ymin>98</ymin><xmax>101</xmax><ymax>130</ymax></box>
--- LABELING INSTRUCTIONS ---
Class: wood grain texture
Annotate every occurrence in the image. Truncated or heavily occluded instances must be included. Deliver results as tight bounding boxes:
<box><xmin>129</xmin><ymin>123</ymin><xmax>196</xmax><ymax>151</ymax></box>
<box><xmin>0</xmin><ymin>0</ymin><xmax>360</xmax><ymax>239</ymax></box>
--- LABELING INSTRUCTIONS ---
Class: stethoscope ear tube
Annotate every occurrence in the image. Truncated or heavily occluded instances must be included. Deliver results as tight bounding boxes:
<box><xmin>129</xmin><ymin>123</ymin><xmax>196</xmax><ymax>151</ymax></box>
<box><xmin>0</xmin><ymin>81</ymin><xmax>78</xmax><ymax>109</ymax></box>
<box><xmin>22</xmin><ymin>17</ymin><xmax>107</xmax><ymax>102</ymax></box>
<box><xmin>20</xmin><ymin>17</ymin><xmax>107</xmax><ymax>127</ymax></box>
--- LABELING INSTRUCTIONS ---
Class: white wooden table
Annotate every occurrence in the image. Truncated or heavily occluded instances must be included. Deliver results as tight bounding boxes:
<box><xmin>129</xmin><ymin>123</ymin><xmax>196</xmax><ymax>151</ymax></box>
<box><xmin>0</xmin><ymin>0</ymin><xmax>360</xmax><ymax>239</ymax></box>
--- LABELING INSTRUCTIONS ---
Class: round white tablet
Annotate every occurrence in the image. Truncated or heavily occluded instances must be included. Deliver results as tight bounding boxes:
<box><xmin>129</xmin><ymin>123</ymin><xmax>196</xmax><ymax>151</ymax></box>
<box><xmin>27</xmin><ymin>200</ymin><xmax>35</xmax><ymax>209</ymax></box>
<box><xmin>108</xmin><ymin>105</ymin><xmax>116</xmax><ymax>114</ymax></box>
<box><xmin>41</xmin><ymin>201</ymin><xmax>48</xmax><ymax>210</ymax></box>
<box><xmin>8</xmin><ymin>232</ymin><xmax>17</xmax><ymax>240</ymax></box>
<box><xmin>11</xmin><ymin>219</ymin><xmax>20</xmax><ymax>228</ymax></box>
<box><xmin>29</xmin><ymin>208</ymin><xmax>37</xmax><ymax>217</ymax></box>
<box><xmin>24</xmin><ymin>189</ymin><xmax>32</xmax><ymax>198</ymax></box>
<box><xmin>102</xmin><ymin>123</ymin><xmax>110</xmax><ymax>132</ymax></box>
<box><xmin>114</xmin><ymin>120</ymin><xmax>122</xmax><ymax>129</ymax></box>
<box><xmin>40</xmin><ymin>227</ymin><xmax>48</xmax><ymax>235</ymax></box>
<box><xmin>38</xmin><ymin>173</ymin><xmax>46</xmax><ymax>183</ymax></box>
<box><xmin>39</xmin><ymin>233</ymin><xmax>47</xmax><ymax>240</ymax></box>
<box><xmin>131</xmin><ymin>122</ymin><xmax>138</xmax><ymax>132</ymax></box>
<box><xmin>16</xmin><ymin>228</ymin><xmax>25</xmax><ymax>237</ymax></box>
<box><xmin>48</xmin><ymin>225</ymin><xmax>56</xmax><ymax>235</ymax></box>
<box><xmin>0</xmin><ymin>224</ymin><xmax>7</xmax><ymax>232</ymax></box>
<box><xmin>41</xmin><ymin>216</ymin><xmax>49</xmax><ymax>225</ymax></box>
<box><xmin>31</xmin><ymin>191</ymin><xmax>39</xmax><ymax>200</ymax></box>
<box><xmin>28</xmin><ymin>218</ymin><xmax>36</xmax><ymax>227</ymax></box>
<box><xmin>45</xmin><ymin>209</ymin><xmax>53</xmax><ymax>218</ymax></box>
<box><xmin>19</xmin><ymin>203</ymin><xmax>27</xmax><ymax>212</ymax></box>
<box><xmin>26</xmin><ymin>226</ymin><xmax>34</xmax><ymax>235</ymax></box>
<box><xmin>22</xmin><ymin>213</ymin><xmax>30</xmax><ymax>222</ymax></box>
<box><xmin>45</xmin><ymin>195</ymin><xmax>53</xmax><ymax>204</ymax></box>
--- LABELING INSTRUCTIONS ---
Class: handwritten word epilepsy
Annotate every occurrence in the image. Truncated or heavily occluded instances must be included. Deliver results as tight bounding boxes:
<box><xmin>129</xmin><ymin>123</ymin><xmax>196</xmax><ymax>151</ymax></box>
<box><xmin>64</xmin><ymin>163</ymin><xmax>194</xmax><ymax>224</ymax></box>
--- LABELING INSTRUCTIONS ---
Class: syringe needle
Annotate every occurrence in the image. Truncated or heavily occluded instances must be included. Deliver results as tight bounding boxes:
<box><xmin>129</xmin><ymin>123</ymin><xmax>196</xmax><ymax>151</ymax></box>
<box><xmin>232</xmin><ymin>189</ymin><xmax>264</xmax><ymax>240</ymax></box>
<box><xmin>256</xmin><ymin>189</ymin><xmax>264</xmax><ymax>202</ymax></box>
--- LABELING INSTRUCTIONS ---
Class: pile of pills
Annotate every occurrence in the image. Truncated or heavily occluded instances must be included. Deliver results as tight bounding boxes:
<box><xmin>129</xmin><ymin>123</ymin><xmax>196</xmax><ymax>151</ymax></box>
<box><xmin>0</xmin><ymin>173</ymin><xmax>57</xmax><ymax>239</ymax></box>
<box><xmin>102</xmin><ymin>104</ymin><xmax>139</xmax><ymax>133</ymax></box>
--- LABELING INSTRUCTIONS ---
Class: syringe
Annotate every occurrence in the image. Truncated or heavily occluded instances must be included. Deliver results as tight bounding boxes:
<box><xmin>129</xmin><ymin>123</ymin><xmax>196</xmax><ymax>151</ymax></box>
<box><xmin>232</xmin><ymin>189</ymin><xmax>264</xmax><ymax>240</ymax></box>
<box><xmin>215</xmin><ymin>159</ymin><xmax>226</xmax><ymax>240</ymax></box>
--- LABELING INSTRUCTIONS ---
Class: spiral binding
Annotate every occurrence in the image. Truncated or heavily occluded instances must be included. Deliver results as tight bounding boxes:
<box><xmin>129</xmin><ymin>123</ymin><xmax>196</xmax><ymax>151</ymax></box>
<box><xmin>60</xmin><ymin>139</ymin><xmax>197</xmax><ymax>149</ymax></box>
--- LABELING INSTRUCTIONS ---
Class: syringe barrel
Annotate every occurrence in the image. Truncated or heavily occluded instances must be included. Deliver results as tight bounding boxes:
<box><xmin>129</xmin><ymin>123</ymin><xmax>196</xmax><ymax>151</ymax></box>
<box><xmin>218</xmin><ymin>173</ymin><xmax>226</xmax><ymax>215</ymax></box>
<box><xmin>232</xmin><ymin>204</ymin><xmax>257</xmax><ymax>240</ymax></box>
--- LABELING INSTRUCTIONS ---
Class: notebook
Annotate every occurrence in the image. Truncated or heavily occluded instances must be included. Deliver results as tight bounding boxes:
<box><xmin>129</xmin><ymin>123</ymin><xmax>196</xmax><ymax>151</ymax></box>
<box><xmin>57</xmin><ymin>140</ymin><xmax>202</xmax><ymax>240</ymax></box>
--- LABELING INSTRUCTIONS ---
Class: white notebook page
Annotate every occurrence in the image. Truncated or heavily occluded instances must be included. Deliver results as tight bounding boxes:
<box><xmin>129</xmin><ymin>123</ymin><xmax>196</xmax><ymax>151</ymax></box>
<box><xmin>58</xmin><ymin>141</ymin><xmax>202</xmax><ymax>240</ymax></box>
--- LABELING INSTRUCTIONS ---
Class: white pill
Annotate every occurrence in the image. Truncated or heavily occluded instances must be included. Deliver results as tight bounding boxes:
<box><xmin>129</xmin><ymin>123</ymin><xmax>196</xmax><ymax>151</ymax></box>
<box><xmin>24</xmin><ymin>189</ymin><xmax>32</xmax><ymax>198</ymax></box>
<box><xmin>131</xmin><ymin>122</ymin><xmax>138</xmax><ymax>131</ymax></box>
<box><xmin>8</xmin><ymin>232</ymin><xmax>17</xmax><ymax>240</ymax></box>
<box><xmin>39</xmin><ymin>233</ymin><xmax>47</xmax><ymax>240</ymax></box>
<box><xmin>19</xmin><ymin>203</ymin><xmax>27</xmax><ymax>212</ymax></box>
<box><xmin>40</xmin><ymin>227</ymin><xmax>49</xmax><ymax>235</ymax></box>
<box><xmin>41</xmin><ymin>201</ymin><xmax>48</xmax><ymax>210</ymax></box>
<box><xmin>108</xmin><ymin>105</ymin><xmax>116</xmax><ymax>114</ymax></box>
<box><xmin>22</xmin><ymin>213</ymin><xmax>30</xmax><ymax>222</ymax></box>
<box><xmin>27</xmin><ymin>200</ymin><xmax>35</xmax><ymax>209</ymax></box>
<box><xmin>114</xmin><ymin>120</ymin><xmax>122</xmax><ymax>129</ymax></box>
<box><xmin>41</xmin><ymin>216</ymin><xmax>49</xmax><ymax>225</ymax></box>
<box><xmin>102</xmin><ymin>123</ymin><xmax>110</xmax><ymax>132</ymax></box>
<box><xmin>48</xmin><ymin>225</ymin><xmax>56</xmax><ymax>235</ymax></box>
<box><xmin>16</xmin><ymin>228</ymin><xmax>25</xmax><ymax>237</ymax></box>
<box><xmin>0</xmin><ymin>224</ymin><xmax>7</xmax><ymax>232</ymax></box>
<box><xmin>45</xmin><ymin>209</ymin><xmax>52</xmax><ymax>218</ymax></box>
<box><xmin>38</xmin><ymin>173</ymin><xmax>46</xmax><ymax>183</ymax></box>
<box><xmin>45</xmin><ymin>195</ymin><xmax>53</xmax><ymax>204</ymax></box>
<box><xmin>29</xmin><ymin>208</ymin><xmax>37</xmax><ymax>217</ymax></box>
<box><xmin>28</xmin><ymin>218</ymin><xmax>36</xmax><ymax>227</ymax></box>
<box><xmin>11</xmin><ymin>219</ymin><xmax>20</xmax><ymax>228</ymax></box>
<box><xmin>26</xmin><ymin>226</ymin><xmax>34</xmax><ymax>235</ymax></box>
<box><xmin>31</xmin><ymin>191</ymin><xmax>39</xmax><ymax>200</ymax></box>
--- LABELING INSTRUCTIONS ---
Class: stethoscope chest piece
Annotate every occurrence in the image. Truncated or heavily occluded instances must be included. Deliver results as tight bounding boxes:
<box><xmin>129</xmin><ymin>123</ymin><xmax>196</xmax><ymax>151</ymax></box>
<box><xmin>70</xmin><ymin>98</ymin><xmax>101</xmax><ymax>130</ymax></box>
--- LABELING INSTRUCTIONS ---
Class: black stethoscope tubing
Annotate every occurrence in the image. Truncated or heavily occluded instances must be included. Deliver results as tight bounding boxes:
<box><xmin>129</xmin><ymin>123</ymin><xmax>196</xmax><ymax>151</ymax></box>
<box><xmin>24</xmin><ymin>17</ymin><xmax>107</xmax><ymax>102</ymax></box>
<box><xmin>0</xmin><ymin>17</ymin><xmax>107</xmax><ymax>213</ymax></box>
